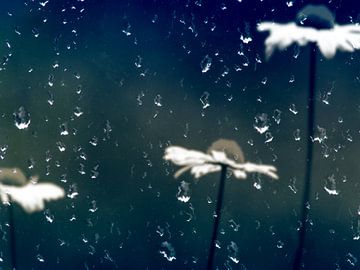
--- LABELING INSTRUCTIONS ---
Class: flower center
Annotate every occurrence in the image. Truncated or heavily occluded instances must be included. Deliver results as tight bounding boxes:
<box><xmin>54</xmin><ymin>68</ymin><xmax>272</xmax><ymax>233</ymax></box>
<box><xmin>296</xmin><ymin>4</ymin><xmax>334</xmax><ymax>30</ymax></box>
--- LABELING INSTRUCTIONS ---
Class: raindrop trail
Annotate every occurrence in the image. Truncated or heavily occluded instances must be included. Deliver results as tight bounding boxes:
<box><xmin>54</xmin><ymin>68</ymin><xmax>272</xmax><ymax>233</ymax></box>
<box><xmin>207</xmin><ymin>165</ymin><xmax>227</xmax><ymax>270</ymax></box>
<box><xmin>293</xmin><ymin>43</ymin><xmax>317</xmax><ymax>270</ymax></box>
<box><xmin>8</xmin><ymin>203</ymin><xmax>17</xmax><ymax>270</ymax></box>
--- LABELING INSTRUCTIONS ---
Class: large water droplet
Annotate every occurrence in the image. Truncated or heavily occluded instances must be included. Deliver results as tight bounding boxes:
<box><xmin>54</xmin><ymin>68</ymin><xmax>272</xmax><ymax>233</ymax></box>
<box><xmin>14</xmin><ymin>106</ymin><xmax>31</xmax><ymax>129</ymax></box>
<box><xmin>176</xmin><ymin>181</ymin><xmax>191</xmax><ymax>203</ymax></box>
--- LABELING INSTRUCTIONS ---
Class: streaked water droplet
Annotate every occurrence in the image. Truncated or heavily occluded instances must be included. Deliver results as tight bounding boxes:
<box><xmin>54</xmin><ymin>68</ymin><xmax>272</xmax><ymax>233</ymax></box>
<box><xmin>200</xmin><ymin>91</ymin><xmax>210</xmax><ymax>109</ymax></box>
<box><xmin>227</xmin><ymin>241</ymin><xmax>239</xmax><ymax>264</ymax></box>
<box><xmin>200</xmin><ymin>55</ymin><xmax>212</xmax><ymax>73</ymax></box>
<box><xmin>159</xmin><ymin>241</ymin><xmax>176</xmax><ymax>262</ymax></box>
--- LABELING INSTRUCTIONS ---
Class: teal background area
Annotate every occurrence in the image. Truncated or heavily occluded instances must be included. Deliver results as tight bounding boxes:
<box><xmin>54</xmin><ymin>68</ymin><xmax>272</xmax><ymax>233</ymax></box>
<box><xmin>0</xmin><ymin>0</ymin><xmax>359</xmax><ymax>269</ymax></box>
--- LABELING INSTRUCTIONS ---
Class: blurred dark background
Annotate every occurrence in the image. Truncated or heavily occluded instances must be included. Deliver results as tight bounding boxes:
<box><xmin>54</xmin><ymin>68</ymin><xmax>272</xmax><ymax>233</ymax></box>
<box><xmin>0</xmin><ymin>0</ymin><xmax>360</xmax><ymax>269</ymax></box>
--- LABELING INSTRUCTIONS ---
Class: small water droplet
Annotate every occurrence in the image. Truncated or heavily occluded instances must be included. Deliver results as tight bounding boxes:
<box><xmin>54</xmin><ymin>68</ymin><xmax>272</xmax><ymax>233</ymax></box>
<box><xmin>293</xmin><ymin>129</ymin><xmax>301</xmax><ymax>141</ymax></box>
<box><xmin>289</xmin><ymin>75</ymin><xmax>295</xmax><ymax>83</ymax></box>
<box><xmin>272</xmin><ymin>109</ymin><xmax>281</xmax><ymax>124</ymax></box>
<box><xmin>37</xmin><ymin>254</ymin><xmax>45</xmax><ymax>263</ymax></box>
<box><xmin>264</xmin><ymin>132</ymin><xmax>273</xmax><ymax>143</ymax></box>
<box><xmin>276</xmin><ymin>240</ymin><xmax>284</xmax><ymax>249</ymax></box>
<box><xmin>73</xmin><ymin>106</ymin><xmax>83</xmax><ymax>117</ymax></box>
<box><xmin>289</xmin><ymin>104</ymin><xmax>298</xmax><ymax>115</ymax></box>
<box><xmin>154</xmin><ymin>94</ymin><xmax>162</xmax><ymax>107</ymax></box>
<box><xmin>261</xmin><ymin>77</ymin><xmax>267</xmax><ymax>85</ymax></box>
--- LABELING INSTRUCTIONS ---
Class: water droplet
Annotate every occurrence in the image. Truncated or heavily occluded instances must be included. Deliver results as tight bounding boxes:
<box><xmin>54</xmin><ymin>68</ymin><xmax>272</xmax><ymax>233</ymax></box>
<box><xmin>137</xmin><ymin>91</ymin><xmax>145</xmax><ymax>106</ymax></box>
<box><xmin>36</xmin><ymin>254</ymin><xmax>45</xmax><ymax>262</ymax></box>
<box><xmin>73</xmin><ymin>106</ymin><xmax>83</xmax><ymax>117</ymax></box>
<box><xmin>60</xmin><ymin>123</ymin><xmax>69</xmax><ymax>136</ymax></box>
<box><xmin>134</xmin><ymin>55</ymin><xmax>142</xmax><ymax>68</ymax></box>
<box><xmin>67</xmin><ymin>184</ymin><xmax>79</xmax><ymax>199</ymax></box>
<box><xmin>200</xmin><ymin>55</ymin><xmax>212</xmax><ymax>73</ymax></box>
<box><xmin>240</xmin><ymin>35</ymin><xmax>252</xmax><ymax>44</ymax></box>
<box><xmin>74</xmin><ymin>72</ymin><xmax>81</xmax><ymax>79</ymax></box>
<box><xmin>76</xmin><ymin>85</ymin><xmax>82</xmax><ymax>95</ymax></box>
<box><xmin>313</xmin><ymin>126</ymin><xmax>327</xmax><ymax>143</ymax></box>
<box><xmin>346</xmin><ymin>253</ymin><xmax>358</xmax><ymax>266</ymax></box>
<box><xmin>154</xmin><ymin>94</ymin><xmax>162</xmax><ymax>107</ymax></box>
<box><xmin>353</xmin><ymin>219</ymin><xmax>360</xmax><ymax>240</ymax></box>
<box><xmin>14</xmin><ymin>106</ymin><xmax>30</xmax><ymax>129</ymax></box>
<box><xmin>159</xmin><ymin>241</ymin><xmax>176</xmax><ymax>262</ymax></box>
<box><xmin>264</xmin><ymin>132</ymin><xmax>273</xmax><ymax>143</ymax></box>
<box><xmin>44</xmin><ymin>209</ymin><xmax>54</xmax><ymax>223</ymax></box>
<box><xmin>47</xmin><ymin>91</ymin><xmax>54</xmax><ymax>105</ymax></box>
<box><xmin>288</xmin><ymin>177</ymin><xmax>297</xmax><ymax>194</ymax></box>
<box><xmin>27</xmin><ymin>158</ymin><xmax>35</xmax><ymax>169</ymax></box>
<box><xmin>89</xmin><ymin>136</ymin><xmax>98</xmax><ymax>146</ymax></box>
<box><xmin>227</xmin><ymin>241</ymin><xmax>239</xmax><ymax>264</ymax></box>
<box><xmin>289</xmin><ymin>75</ymin><xmax>295</xmax><ymax>83</ymax></box>
<box><xmin>289</xmin><ymin>104</ymin><xmax>298</xmax><ymax>115</ymax></box>
<box><xmin>261</xmin><ymin>77</ymin><xmax>267</xmax><ymax>85</ymax></box>
<box><xmin>176</xmin><ymin>181</ymin><xmax>191</xmax><ymax>203</ymax></box>
<box><xmin>254</xmin><ymin>113</ymin><xmax>269</xmax><ymax>134</ymax></box>
<box><xmin>90</xmin><ymin>165</ymin><xmax>99</xmax><ymax>179</ymax></box>
<box><xmin>200</xmin><ymin>91</ymin><xmax>210</xmax><ymax>109</ymax></box>
<box><xmin>56</xmin><ymin>141</ymin><xmax>66</xmax><ymax>152</ymax></box>
<box><xmin>293</xmin><ymin>129</ymin><xmax>301</xmax><ymax>141</ymax></box>
<box><xmin>293</xmin><ymin>45</ymin><xmax>300</xmax><ymax>58</ymax></box>
<box><xmin>272</xmin><ymin>109</ymin><xmax>281</xmax><ymax>124</ymax></box>
<box><xmin>89</xmin><ymin>200</ymin><xmax>98</xmax><ymax>213</ymax></box>
<box><xmin>276</xmin><ymin>240</ymin><xmax>284</xmax><ymax>249</ymax></box>
<box><xmin>324</xmin><ymin>174</ymin><xmax>339</xmax><ymax>195</ymax></box>
<box><xmin>253</xmin><ymin>181</ymin><xmax>261</xmax><ymax>190</ymax></box>
<box><xmin>48</xmin><ymin>74</ymin><xmax>54</xmax><ymax>87</ymax></box>
<box><xmin>228</xmin><ymin>219</ymin><xmax>240</xmax><ymax>232</ymax></box>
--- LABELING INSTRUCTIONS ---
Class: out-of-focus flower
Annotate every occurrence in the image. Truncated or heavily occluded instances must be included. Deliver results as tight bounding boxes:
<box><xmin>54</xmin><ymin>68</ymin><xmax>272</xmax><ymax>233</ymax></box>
<box><xmin>164</xmin><ymin>145</ymin><xmax>278</xmax><ymax>180</ymax></box>
<box><xmin>0</xmin><ymin>182</ymin><xmax>65</xmax><ymax>213</ymax></box>
<box><xmin>0</xmin><ymin>168</ymin><xmax>65</xmax><ymax>213</ymax></box>
<box><xmin>257</xmin><ymin>4</ymin><xmax>360</xmax><ymax>59</ymax></box>
<box><xmin>0</xmin><ymin>168</ymin><xmax>27</xmax><ymax>186</ymax></box>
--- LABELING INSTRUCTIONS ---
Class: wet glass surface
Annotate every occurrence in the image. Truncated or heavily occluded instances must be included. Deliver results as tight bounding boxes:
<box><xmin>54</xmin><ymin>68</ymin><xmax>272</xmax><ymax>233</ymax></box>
<box><xmin>0</xmin><ymin>0</ymin><xmax>359</xmax><ymax>269</ymax></box>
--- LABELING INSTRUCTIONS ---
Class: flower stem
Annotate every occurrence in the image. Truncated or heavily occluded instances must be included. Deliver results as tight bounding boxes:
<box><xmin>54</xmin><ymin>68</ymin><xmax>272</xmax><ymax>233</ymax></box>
<box><xmin>8</xmin><ymin>203</ymin><xmax>17</xmax><ymax>270</ymax></box>
<box><xmin>293</xmin><ymin>43</ymin><xmax>317</xmax><ymax>270</ymax></box>
<box><xmin>207</xmin><ymin>165</ymin><xmax>227</xmax><ymax>270</ymax></box>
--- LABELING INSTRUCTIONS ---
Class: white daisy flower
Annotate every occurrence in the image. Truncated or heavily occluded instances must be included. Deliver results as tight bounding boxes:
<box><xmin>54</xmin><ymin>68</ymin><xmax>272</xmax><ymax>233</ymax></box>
<box><xmin>0</xmin><ymin>168</ymin><xmax>65</xmax><ymax>213</ymax></box>
<box><xmin>0</xmin><ymin>182</ymin><xmax>65</xmax><ymax>213</ymax></box>
<box><xmin>164</xmin><ymin>145</ymin><xmax>278</xmax><ymax>180</ymax></box>
<box><xmin>257</xmin><ymin>4</ymin><xmax>360</xmax><ymax>59</ymax></box>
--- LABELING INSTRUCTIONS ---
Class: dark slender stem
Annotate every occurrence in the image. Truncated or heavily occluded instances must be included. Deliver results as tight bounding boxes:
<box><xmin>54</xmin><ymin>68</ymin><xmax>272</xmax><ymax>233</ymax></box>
<box><xmin>207</xmin><ymin>165</ymin><xmax>227</xmax><ymax>270</ymax></box>
<box><xmin>293</xmin><ymin>43</ymin><xmax>317</xmax><ymax>270</ymax></box>
<box><xmin>8</xmin><ymin>203</ymin><xmax>16</xmax><ymax>270</ymax></box>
